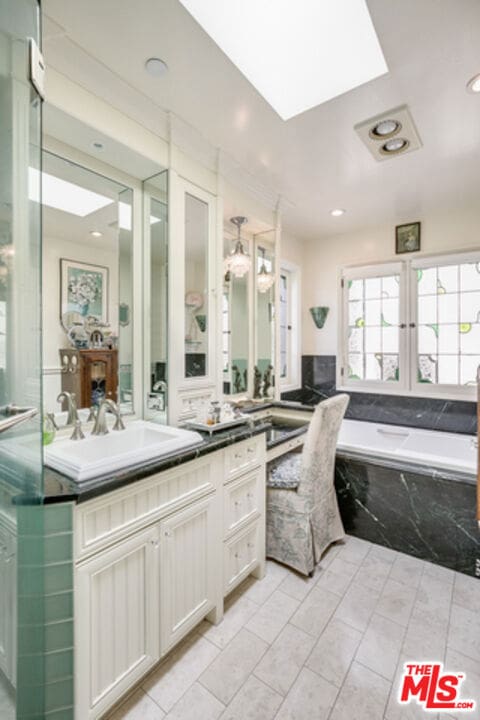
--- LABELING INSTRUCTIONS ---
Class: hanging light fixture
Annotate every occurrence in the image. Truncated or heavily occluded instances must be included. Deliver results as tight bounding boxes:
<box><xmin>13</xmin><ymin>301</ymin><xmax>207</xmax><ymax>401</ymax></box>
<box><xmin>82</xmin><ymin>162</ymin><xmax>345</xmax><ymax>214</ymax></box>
<box><xmin>224</xmin><ymin>216</ymin><xmax>251</xmax><ymax>278</ymax></box>
<box><xmin>257</xmin><ymin>247</ymin><xmax>275</xmax><ymax>293</ymax></box>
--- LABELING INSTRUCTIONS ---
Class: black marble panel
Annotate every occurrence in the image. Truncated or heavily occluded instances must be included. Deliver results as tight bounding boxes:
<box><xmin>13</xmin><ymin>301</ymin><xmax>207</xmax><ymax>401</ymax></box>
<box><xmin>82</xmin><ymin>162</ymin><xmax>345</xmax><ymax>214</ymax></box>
<box><xmin>281</xmin><ymin>355</ymin><xmax>477</xmax><ymax>435</ymax></box>
<box><xmin>335</xmin><ymin>455</ymin><xmax>480</xmax><ymax>577</ymax></box>
<box><xmin>185</xmin><ymin>353</ymin><xmax>206</xmax><ymax>377</ymax></box>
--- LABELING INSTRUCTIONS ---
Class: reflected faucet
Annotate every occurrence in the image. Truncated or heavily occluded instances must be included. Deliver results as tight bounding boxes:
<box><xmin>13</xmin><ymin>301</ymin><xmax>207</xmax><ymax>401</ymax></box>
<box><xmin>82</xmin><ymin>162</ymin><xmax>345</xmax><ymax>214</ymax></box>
<box><xmin>91</xmin><ymin>399</ymin><xmax>125</xmax><ymax>435</ymax></box>
<box><xmin>57</xmin><ymin>391</ymin><xmax>79</xmax><ymax>426</ymax></box>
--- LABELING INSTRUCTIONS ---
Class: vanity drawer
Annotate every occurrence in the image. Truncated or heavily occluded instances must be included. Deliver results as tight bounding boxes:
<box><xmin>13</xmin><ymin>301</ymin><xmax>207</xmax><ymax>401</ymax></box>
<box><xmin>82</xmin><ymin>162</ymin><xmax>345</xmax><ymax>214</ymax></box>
<box><xmin>75</xmin><ymin>453</ymin><xmax>221</xmax><ymax>561</ymax></box>
<box><xmin>224</xmin><ymin>436</ymin><xmax>265</xmax><ymax>481</ymax></box>
<box><xmin>224</xmin><ymin>468</ymin><xmax>263</xmax><ymax>537</ymax></box>
<box><xmin>266</xmin><ymin>434</ymin><xmax>305</xmax><ymax>462</ymax></box>
<box><xmin>224</xmin><ymin>520</ymin><xmax>262</xmax><ymax>594</ymax></box>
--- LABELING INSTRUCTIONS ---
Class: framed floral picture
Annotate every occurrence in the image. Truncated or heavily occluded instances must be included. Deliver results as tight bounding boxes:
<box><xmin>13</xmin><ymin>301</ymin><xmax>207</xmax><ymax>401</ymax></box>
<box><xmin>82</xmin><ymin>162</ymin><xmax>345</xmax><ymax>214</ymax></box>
<box><xmin>60</xmin><ymin>259</ymin><xmax>108</xmax><ymax>322</ymax></box>
<box><xmin>395</xmin><ymin>222</ymin><xmax>421</xmax><ymax>254</ymax></box>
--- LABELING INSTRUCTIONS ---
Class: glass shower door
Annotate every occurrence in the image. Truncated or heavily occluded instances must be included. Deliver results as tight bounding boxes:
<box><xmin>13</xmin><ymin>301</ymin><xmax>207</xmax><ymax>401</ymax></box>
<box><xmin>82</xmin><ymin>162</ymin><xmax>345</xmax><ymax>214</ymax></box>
<box><xmin>0</xmin><ymin>1</ymin><xmax>44</xmax><ymax>718</ymax></box>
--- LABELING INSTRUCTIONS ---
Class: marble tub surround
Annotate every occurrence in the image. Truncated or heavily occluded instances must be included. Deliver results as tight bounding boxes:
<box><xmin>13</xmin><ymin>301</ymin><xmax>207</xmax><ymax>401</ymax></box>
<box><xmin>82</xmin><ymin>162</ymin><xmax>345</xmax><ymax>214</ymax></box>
<box><xmin>106</xmin><ymin>535</ymin><xmax>480</xmax><ymax>720</ymax></box>
<box><xmin>281</xmin><ymin>355</ymin><xmax>477</xmax><ymax>435</ymax></box>
<box><xmin>335</xmin><ymin>456</ymin><xmax>480</xmax><ymax>577</ymax></box>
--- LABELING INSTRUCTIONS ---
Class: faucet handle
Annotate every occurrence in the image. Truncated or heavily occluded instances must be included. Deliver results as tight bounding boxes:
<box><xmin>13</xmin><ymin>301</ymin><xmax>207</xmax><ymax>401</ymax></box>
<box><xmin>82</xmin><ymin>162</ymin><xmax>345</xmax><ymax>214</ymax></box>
<box><xmin>70</xmin><ymin>419</ymin><xmax>85</xmax><ymax>441</ymax></box>
<box><xmin>87</xmin><ymin>406</ymin><xmax>97</xmax><ymax>422</ymax></box>
<box><xmin>113</xmin><ymin>413</ymin><xmax>125</xmax><ymax>432</ymax></box>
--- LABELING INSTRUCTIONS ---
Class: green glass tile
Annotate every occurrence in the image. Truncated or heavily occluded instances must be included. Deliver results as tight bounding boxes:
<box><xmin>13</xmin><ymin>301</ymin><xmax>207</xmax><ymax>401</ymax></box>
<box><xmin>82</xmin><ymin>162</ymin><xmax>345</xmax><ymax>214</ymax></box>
<box><xmin>18</xmin><ymin>533</ymin><xmax>73</xmax><ymax>566</ymax></box>
<box><xmin>44</xmin><ymin>592</ymin><xmax>73</xmax><ymax>624</ymax></box>
<box><xmin>44</xmin><ymin>707</ymin><xmax>74</xmax><ymax>719</ymax></box>
<box><xmin>18</xmin><ymin>562</ymin><xmax>72</xmax><ymax>596</ymax></box>
<box><xmin>45</xmin><ymin>649</ymin><xmax>74</xmax><ymax>682</ymax></box>
<box><xmin>44</xmin><ymin>677</ymin><xmax>74</xmax><ymax>713</ymax></box>
<box><xmin>44</xmin><ymin>505</ymin><xmax>73</xmax><ymax>535</ymax></box>
<box><xmin>44</xmin><ymin>620</ymin><xmax>74</xmax><ymax>653</ymax></box>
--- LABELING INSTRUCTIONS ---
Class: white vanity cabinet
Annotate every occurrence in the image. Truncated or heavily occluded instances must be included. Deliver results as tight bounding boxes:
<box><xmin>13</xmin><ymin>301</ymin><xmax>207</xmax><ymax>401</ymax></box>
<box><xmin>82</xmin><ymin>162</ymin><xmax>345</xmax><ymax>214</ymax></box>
<box><xmin>75</xmin><ymin>526</ymin><xmax>160</xmax><ymax>720</ymax></box>
<box><xmin>159</xmin><ymin>494</ymin><xmax>218</xmax><ymax>653</ymax></box>
<box><xmin>73</xmin><ymin>437</ymin><xmax>265</xmax><ymax>720</ymax></box>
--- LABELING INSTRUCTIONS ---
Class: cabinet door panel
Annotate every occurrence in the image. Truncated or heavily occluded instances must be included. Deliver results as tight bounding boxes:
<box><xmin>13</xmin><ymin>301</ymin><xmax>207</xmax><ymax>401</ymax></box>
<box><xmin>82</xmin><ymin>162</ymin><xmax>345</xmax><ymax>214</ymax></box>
<box><xmin>75</xmin><ymin>526</ymin><xmax>159</xmax><ymax>720</ymax></box>
<box><xmin>160</xmin><ymin>496</ymin><xmax>216</xmax><ymax>653</ymax></box>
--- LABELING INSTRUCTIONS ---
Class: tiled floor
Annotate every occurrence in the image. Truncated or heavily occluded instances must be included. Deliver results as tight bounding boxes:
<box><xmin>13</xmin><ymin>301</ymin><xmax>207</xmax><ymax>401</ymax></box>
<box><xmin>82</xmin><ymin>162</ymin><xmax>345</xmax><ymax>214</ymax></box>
<box><xmin>105</xmin><ymin>535</ymin><xmax>480</xmax><ymax>720</ymax></box>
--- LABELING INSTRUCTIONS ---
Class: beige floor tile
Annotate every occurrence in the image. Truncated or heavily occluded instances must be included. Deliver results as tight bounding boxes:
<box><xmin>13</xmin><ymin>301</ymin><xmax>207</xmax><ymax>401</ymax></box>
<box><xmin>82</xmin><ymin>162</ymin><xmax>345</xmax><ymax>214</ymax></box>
<box><xmin>198</xmin><ymin>593</ymin><xmax>259</xmax><ymax>648</ymax></box>
<box><xmin>306</xmin><ymin>618</ymin><xmax>362</xmax><ymax>687</ymax></box>
<box><xmin>448</xmin><ymin>603</ymin><xmax>480</xmax><ymax>663</ymax></box>
<box><xmin>109</xmin><ymin>689</ymin><xmax>165</xmax><ymax>719</ymax></box>
<box><xmin>386</xmin><ymin>655</ymin><xmax>439</xmax><ymax>720</ymax></box>
<box><xmin>254</xmin><ymin>623</ymin><xmax>316</xmax><ymax>696</ymax></box>
<box><xmin>376</xmin><ymin>578</ymin><xmax>416</xmax><ymax>627</ymax></box>
<box><xmin>422</xmin><ymin>561</ymin><xmax>455</xmax><ymax>584</ymax></box>
<box><xmin>355</xmin><ymin>613</ymin><xmax>405</xmax><ymax>681</ymax></box>
<box><xmin>442</xmin><ymin>647</ymin><xmax>480</xmax><ymax>720</ymax></box>
<box><xmin>219</xmin><ymin>675</ymin><xmax>282</xmax><ymax>720</ymax></box>
<box><xmin>389</xmin><ymin>555</ymin><xmax>424</xmax><ymax>589</ymax></box>
<box><xmin>334</xmin><ymin>535</ymin><xmax>371</xmax><ymax>565</ymax></box>
<box><xmin>277</xmin><ymin>567</ymin><xmax>320</xmax><ymax>602</ymax></box>
<box><xmin>329</xmin><ymin>661</ymin><xmax>391</xmax><ymax>720</ymax></box>
<box><xmin>333</xmin><ymin>580</ymin><xmax>380</xmax><ymax>632</ymax></box>
<box><xmin>165</xmin><ymin>683</ymin><xmax>224</xmax><ymax>720</ymax></box>
<box><xmin>316</xmin><ymin>556</ymin><xmax>359</xmax><ymax>596</ymax></box>
<box><xmin>199</xmin><ymin>629</ymin><xmax>268</xmax><ymax>705</ymax></box>
<box><xmin>143</xmin><ymin>634</ymin><xmax>219</xmax><ymax>712</ymax></box>
<box><xmin>452</xmin><ymin>572</ymin><xmax>480</xmax><ymax>614</ymax></box>
<box><xmin>290</xmin><ymin>585</ymin><xmax>340</xmax><ymax>637</ymax></box>
<box><xmin>245</xmin><ymin>589</ymin><xmax>299</xmax><ymax>643</ymax></box>
<box><xmin>355</xmin><ymin>551</ymin><xmax>393</xmax><ymax>593</ymax></box>
<box><xmin>275</xmin><ymin>667</ymin><xmax>338</xmax><ymax>720</ymax></box>
<box><xmin>239</xmin><ymin>561</ymin><xmax>288</xmax><ymax>606</ymax></box>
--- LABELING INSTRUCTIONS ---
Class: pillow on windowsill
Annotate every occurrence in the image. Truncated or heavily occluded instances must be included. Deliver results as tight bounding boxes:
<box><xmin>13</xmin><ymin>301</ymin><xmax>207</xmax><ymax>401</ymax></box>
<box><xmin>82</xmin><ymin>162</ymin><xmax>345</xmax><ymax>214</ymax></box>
<box><xmin>267</xmin><ymin>453</ymin><xmax>301</xmax><ymax>490</ymax></box>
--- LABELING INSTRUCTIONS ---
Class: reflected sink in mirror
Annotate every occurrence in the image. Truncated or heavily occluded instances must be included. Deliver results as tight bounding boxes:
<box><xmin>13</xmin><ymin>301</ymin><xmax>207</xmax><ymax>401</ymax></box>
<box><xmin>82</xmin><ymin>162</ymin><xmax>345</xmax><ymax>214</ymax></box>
<box><xmin>44</xmin><ymin>420</ymin><xmax>203</xmax><ymax>482</ymax></box>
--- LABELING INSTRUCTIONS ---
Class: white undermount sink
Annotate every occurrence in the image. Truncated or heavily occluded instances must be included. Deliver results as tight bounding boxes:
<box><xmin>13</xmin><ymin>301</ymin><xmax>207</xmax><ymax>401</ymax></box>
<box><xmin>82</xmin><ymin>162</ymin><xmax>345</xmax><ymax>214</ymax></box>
<box><xmin>44</xmin><ymin>420</ymin><xmax>204</xmax><ymax>483</ymax></box>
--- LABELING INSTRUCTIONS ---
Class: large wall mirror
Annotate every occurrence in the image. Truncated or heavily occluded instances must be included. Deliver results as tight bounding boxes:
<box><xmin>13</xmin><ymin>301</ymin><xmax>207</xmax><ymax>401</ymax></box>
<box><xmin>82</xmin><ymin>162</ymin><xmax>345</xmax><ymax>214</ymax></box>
<box><xmin>144</xmin><ymin>170</ymin><xmax>168</xmax><ymax>423</ymax></box>
<box><xmin>42</xmin><ymin>150</ymin><xmax>134</xmax><ymax>420</ymax></box>
<box><xmin>184</xmin><ymin>192</ymin><xmax>209</xmax><ymax>379</ymax></box>
<box><xmin>254</xmin><ymin>232</ymin><xmax>276</xmax><ymax>399</ymax></box>
<box><xmin>222</xmin><ymin>222</ymin><xmax>251</xmax><ymax>395</ymax></box>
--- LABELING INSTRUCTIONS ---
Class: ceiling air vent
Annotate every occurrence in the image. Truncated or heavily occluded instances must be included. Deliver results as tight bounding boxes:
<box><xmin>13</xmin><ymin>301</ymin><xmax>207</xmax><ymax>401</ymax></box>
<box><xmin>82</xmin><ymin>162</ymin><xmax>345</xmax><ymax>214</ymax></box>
<box><xmin>354</xmin><ymin>105</ymin><xmax>422</xmax><ymax>161</ymax></box>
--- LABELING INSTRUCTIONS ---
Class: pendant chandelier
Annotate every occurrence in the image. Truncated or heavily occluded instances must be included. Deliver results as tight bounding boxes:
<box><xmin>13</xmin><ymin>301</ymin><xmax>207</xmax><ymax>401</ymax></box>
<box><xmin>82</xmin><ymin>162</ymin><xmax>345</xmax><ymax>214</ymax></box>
<box><xmin>224</xmin><ymin>216</ymin><xmax>251</xmax><ymax>278</ymax></box>
<box><xmin>257</xmin><ymin>247</ymin><xmax>275</xmax><ymax>293</ymax></box>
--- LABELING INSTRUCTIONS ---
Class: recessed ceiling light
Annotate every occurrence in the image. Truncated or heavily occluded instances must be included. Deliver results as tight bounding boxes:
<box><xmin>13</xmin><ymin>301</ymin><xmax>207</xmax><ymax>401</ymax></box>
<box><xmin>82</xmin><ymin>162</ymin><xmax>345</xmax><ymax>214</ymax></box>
<box><xmin>178</xmin><ymin>0</ymin><xmax>388</xmax><ymax>120</ymax></box>
<box><xmin>90</xmin><ymin>230</ymin><xmax>103</xmax><ymax>238</ymax></box>
<box><xmin>145</xmin><ymin>57</ymin><xmax>168</xmax><ymax>77</ymax></box>
<box><xmin>370</xmin><ymin>119</ymin><xmax>400</xmax><ymax>139</ymax></box>
<box><xmin>466</xmin><ymin>73</ymin><xmax>480</xmax><ymax>93</ymax></box>
<box><xmin>331</xmin><ymin>208</ymin><xmax>346</xmax><ymax>217</ymax></box>
<box><xmin>29</xmin><ymin>168</ymin><xmax>114</xmax><ymax>217</ymax></box>
<box><xmin>380</xmin><ymin>137</ymin><xmax>409</xmax><ymax>155</ymax></box>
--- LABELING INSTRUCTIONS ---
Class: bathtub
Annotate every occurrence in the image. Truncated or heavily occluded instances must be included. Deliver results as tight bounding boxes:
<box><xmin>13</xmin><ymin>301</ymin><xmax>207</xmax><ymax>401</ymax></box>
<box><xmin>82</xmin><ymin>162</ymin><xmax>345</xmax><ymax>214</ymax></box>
<box><xmin>336</xmin><ymin>418</ymin><xmax>477</xmax><ymax>480</ymax></box>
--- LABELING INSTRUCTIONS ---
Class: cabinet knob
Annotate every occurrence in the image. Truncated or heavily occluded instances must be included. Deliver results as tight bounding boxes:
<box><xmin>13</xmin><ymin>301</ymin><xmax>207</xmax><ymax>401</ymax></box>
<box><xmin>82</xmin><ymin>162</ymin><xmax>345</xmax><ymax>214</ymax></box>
<box><xmin>247</xmin><ymin>447</ymin><xmax>255</xmax><ymax>454</ymax></box>
<box><xmin>234</xmin><ymin>500</ymin><xmax>241</xmax><ymax>507</ymax></box>
<box><xmin>247</xmin><ymin>493</ymin><xmax>254</xmax><ymax>499</ymax></box>
<box><xmin>164</xmin><ymin>530</ymin><xmax>172</xmax><ymax>538</ymax></box>
<box><xmin>151</xmin><ymin>539</ymin><xmax>159</xmax><ymax>548</ymax></box>
<box><xmin>247</xmin><ymin>542</ymin><xmax>254</xmax><ymax>549</ymax></box>
<box><xmin>234</xmin><ymin>552</ymin><xmax>241</xmax><ymax>559</ymax></box>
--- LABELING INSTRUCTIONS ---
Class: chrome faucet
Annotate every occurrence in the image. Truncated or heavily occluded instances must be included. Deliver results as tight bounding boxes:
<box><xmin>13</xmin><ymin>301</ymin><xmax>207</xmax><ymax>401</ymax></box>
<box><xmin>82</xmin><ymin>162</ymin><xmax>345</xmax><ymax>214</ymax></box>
<box><xmin>57</xmin><ymin>391</ymin><xmax>79</xmax><ymax>426</ymax></box>
<box><xmin>91</xmin><ymin>399</ymin><xmax>125</xmax><ymax>435</ymax></box>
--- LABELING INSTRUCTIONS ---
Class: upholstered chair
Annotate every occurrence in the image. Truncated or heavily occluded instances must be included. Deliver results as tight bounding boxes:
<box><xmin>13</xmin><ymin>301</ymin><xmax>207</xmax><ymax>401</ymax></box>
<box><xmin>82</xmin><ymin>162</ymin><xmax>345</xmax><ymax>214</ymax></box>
<box><xmin>266</xmin><ymin>394</ymin><xmax>349</xmax><ymax>576</ymax></box>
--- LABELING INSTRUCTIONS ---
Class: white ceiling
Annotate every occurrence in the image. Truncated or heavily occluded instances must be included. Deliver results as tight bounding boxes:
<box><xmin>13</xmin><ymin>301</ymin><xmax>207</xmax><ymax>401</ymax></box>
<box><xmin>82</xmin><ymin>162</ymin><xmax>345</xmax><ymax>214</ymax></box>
<box><xmin>42</xmin><ymin>0</ymin><xmax>480</xmax><ymax>241</ymax></box>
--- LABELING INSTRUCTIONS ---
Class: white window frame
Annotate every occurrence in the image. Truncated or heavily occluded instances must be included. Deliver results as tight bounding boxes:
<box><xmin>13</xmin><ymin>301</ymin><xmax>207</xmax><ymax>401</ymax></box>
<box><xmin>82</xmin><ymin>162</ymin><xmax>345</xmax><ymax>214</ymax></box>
<box><xmin>279</xmin><ymin>260</ymin><xmax>301</xmax><ymax>392</ymax></box>
<box><xmin>338</xmin><ymin>251</ymin><xmax>480</xmax><ymax>401</ymax></box>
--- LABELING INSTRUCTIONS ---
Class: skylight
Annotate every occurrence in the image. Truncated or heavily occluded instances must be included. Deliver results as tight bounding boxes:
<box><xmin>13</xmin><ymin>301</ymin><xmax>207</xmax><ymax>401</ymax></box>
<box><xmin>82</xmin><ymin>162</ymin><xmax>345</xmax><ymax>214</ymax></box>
<box><xmin>178</xmin><ymin>0</ymin><xmax>388</xmax><ymax>120</ymax></box>
<box><xmin>29</xmin><ymin>168</ymin><xmax>114</xmax><ymax>216</ymax></box>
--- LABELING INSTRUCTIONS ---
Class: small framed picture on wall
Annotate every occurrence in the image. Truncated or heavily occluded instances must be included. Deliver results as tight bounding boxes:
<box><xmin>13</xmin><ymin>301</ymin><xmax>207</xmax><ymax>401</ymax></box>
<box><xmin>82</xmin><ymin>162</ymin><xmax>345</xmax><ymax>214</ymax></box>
<box><xmin>60</xmin><ymin>258</ymin><xmax>109</xmax><ymax>322</ymax></box>
<box><xmin>395</xmin><ymin>222</ymin><xmax>421</xmax><ymax>254</ymax></box>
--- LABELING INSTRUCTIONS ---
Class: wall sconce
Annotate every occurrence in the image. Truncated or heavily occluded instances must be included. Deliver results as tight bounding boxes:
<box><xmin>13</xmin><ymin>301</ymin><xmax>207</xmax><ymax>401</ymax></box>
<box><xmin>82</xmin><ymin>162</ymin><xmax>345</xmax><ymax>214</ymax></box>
<box><xmin>310</xmin><ymin>306</ymin><xmax>329</xmax><ymax>329</ymax></box>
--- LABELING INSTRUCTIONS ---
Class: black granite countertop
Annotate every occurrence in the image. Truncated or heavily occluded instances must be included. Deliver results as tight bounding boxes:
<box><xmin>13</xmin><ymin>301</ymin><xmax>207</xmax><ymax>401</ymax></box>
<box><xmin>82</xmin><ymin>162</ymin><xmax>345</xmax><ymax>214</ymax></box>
<box><xmin>40</xmin><ymin>421</ymin><xmax>271</xmax><ymax>505</ymax></box>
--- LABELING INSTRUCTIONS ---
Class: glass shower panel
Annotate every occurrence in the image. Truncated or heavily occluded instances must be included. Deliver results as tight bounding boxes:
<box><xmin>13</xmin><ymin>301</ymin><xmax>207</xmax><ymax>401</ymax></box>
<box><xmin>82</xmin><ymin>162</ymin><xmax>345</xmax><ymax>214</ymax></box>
<box><xmin>0</xmin><ymin>2</ymin><xmax>47</xmax><ymax>718</ymax></box>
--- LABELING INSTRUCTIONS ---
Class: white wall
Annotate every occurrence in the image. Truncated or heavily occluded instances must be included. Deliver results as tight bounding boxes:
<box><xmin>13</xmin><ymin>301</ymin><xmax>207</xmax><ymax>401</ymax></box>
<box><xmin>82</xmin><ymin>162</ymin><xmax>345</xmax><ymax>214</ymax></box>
<box><xmin>302</xmin><ymin>206</ymin><xmax>480</xmax><ymax>356</ymax></box>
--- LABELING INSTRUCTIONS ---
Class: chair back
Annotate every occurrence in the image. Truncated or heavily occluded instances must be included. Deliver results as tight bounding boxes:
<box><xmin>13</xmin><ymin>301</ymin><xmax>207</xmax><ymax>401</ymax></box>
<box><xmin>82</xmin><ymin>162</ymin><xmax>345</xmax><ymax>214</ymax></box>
<box><xmin>297</xmin><ymin>394</ymin><xmax>349</xmax><ymax>502</ymax></box>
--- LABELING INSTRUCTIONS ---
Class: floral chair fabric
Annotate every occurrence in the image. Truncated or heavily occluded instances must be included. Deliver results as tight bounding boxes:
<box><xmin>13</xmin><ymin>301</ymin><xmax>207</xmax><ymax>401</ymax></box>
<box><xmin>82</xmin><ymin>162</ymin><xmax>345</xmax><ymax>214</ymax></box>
<box><xmin>266</xmin><ymin>394</ymin><xmax>349</xmax><ymax>576</ymax></box>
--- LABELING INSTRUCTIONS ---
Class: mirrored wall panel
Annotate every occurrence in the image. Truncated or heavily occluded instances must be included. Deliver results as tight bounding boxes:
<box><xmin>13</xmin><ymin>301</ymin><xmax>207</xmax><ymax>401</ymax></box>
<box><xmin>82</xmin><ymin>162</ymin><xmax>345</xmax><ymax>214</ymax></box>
<box><xmin>254</xmin><ymin>232</ymin><xmax>276</xmax><ymax>399</ymax></box>
<box><xmin>144</xmin><ymin>170</ymin><xmax>168</xmax><ymax>423</ymax></box>
<box><xmin>184</xmin><ymin>192</ymin><xmax>209</xmax><ymax>378</ymax></box>
<box><xmin>222</xmin><ymin>231</ymin><xmax>250</xmax><ymax>395</ymax></box>
<box><xmin>42</xmin><ymin>151</ymin><xmax>133</xmax><ymax>421</ymax></box>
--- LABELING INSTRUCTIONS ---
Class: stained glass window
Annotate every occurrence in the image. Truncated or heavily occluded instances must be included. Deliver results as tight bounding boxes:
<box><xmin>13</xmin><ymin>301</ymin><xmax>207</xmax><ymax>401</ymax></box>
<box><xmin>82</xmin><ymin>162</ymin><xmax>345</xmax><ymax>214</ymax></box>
<box><xmin>417</xmin><ymin>261</ymin><xmax>480</xmax><ymax>386</ymax></box>
<box><xmin>347</xmin><ymin>273</ymin><xmax>400</xmax><ymax>382</ymax></box>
